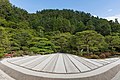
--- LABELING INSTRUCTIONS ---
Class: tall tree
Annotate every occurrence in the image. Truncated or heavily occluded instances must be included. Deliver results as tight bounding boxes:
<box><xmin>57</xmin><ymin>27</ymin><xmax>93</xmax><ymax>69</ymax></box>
<box><xmin>105</xmin><ymin>35</ymin><xmax>120</xmax><ymax>51</ymax></box>
<box><xmin>29</xmin><ymin>37</ymin><xmax>55</xmax><ymax>54</ymax></box>
<box><xmin>95</xmin><ymin>19</ymin><xmax>111</xmax><ymax>35</ymax></box>
<box><xmin>0</xmin><ymin>26</ymin><xmax>10</xmax><ymax>53</ymax></box>
<box><xmin>51</xmin><ymin>33</ymin><xmax>72</xmax><ymax>52</ymax></box>
<box><xmin>74</xmin><ymin>30</ymin><xmax>107</xmax><ymax>53</ymax></box>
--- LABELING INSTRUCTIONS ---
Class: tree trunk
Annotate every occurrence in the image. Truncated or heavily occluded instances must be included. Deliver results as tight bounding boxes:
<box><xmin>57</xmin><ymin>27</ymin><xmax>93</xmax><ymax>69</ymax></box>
<box><xmin>87</xmin><ymin>45</ymin><xmax>89</xmax><ymax>53</ymax></box>
<box><xmin>77</xmin><ymin>46</ymin><xmax>80</xmax><ymax>54</ymax></box>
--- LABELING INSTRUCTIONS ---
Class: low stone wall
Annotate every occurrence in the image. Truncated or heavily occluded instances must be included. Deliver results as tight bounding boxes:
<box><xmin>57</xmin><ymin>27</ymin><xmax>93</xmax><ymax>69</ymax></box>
<box><xmin>0</xmin><ymin>62</ymin><xmax>120</xmax><ymax>80</ymax></box>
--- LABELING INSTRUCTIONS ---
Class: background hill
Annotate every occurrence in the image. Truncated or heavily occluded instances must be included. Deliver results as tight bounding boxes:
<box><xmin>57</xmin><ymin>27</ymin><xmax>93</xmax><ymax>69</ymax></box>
<box><xmin>0</xmin><ymin>0</ymin><xmax>120</xmax><ymax>58</ymax></box>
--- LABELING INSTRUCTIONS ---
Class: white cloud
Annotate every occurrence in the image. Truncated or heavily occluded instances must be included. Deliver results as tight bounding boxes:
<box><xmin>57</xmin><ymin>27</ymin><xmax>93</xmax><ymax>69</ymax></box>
<box><xmin>107</xmin><ymin>9</ymin><xmax>112</xmax><ymax>12</ymax></box>
<box><xmin>93</xmin><ymin>15</ymin><xmax>97</xmax><ymax>17</ymax></box>
<box><xmin>104</xmin><ymin>14</ymin><xmax>120</xmax><ymax>23</ymax></box>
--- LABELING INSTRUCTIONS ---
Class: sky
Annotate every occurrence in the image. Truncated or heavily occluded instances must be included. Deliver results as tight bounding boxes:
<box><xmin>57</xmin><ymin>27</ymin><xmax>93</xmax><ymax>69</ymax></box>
<box><xmin>9</xmin><ymin>0</ymin><xmax>120</xmax><ymax>22</ymax></box>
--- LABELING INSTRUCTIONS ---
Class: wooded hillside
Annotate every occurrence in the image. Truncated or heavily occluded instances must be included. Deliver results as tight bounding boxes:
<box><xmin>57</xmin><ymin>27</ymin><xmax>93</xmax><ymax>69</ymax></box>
<box><xmin>0</xmin><ymin>0</ymin><xmax>120</xmax><ymax>58</ymax></box>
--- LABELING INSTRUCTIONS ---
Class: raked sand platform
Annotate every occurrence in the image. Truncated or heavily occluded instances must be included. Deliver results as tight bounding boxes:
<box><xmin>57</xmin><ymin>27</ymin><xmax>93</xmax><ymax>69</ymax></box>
<box><xmin>0</xmin><ymin>53</ymin><xmax>120</xmax><ymax>80</ymax></box>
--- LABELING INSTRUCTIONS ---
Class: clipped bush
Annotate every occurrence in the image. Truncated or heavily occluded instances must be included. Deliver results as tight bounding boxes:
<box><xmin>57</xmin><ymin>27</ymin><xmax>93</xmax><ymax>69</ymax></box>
<box><xmin>111</xmin><ymin>52</ymin><xmax>117</xmax><ymax>55</ymax></box>
<box><xmin>30</xmin><ymin>47</ymin><xmax>40</xmax><ymax>54</ymax></box>
<box><xmin>11</xmin><ymin>47</ymin><xmax>20</xmax><ymax>51</ymax></box>
<box><xmin>99</xmin><ymin>53</ymin><xmax>106</xmax><ymax>59</ymax></box>
<box><xmin>22</xmin><ymin>46</ymin><xmax>29</xmax><ymax>51</ymax></box>
<box><xmin>104</xmin><ymin>52</ymin><xmax>112</xmax><ymax>57</ymax></box>
<box><xmin>94</xmin><ymin>52</ymin><xmax>101</xmax><ymax>55</ymax></box>
<box><xmin>38</xmin><ymin>52</ymin><xmax>45</xmax><ymax>55</ymax></box>
<box><xmin>0</xmin><ymin>48</ymin><xmax>5</xmax><ymax>53</ymax></box>
<box><xmin>0</xmin><ymin>53</ymin><xmax>4</xmax><ymax>58</ymax></box>
<box><xmin>46</xmin><ymin>50</ymin><xmax>54</xmax><ymax>54</ymax></box>
<box><xmin>14</xmin><ymin>51</ymin><xmax>24</xmax><ymax>57</ymax></box>
<box><xmin>22</xmin><ymin>51</ymin><xmax>34</xmax><ymax>56</ymax></box>
<box><xmin>90</xmin><ymin>54</ymin><xmax>99</xmax><ymax>59</ymax></box>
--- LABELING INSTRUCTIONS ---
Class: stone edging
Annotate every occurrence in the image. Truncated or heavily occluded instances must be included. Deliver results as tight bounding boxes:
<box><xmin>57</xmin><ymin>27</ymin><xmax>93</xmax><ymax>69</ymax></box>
<box><xmin>0</xmin><ymin>62</ymin><xmax>120</xmax><ymax>80</ymax></box>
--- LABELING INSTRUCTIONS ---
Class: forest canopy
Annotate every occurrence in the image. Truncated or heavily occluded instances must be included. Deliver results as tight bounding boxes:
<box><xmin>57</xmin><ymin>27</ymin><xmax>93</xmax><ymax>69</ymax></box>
<box><xmin>0</xmin><ymin>0</ymin><xmax>120</xmax><ymax>58</ymax></box>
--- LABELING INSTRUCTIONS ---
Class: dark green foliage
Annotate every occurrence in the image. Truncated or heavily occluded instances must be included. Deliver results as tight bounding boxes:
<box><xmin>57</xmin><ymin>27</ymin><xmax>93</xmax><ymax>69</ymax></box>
<box><xmin>0</xmin><ymin>26</ymin><xmax>10</xmax><ymax>53</ymax></box>
<box><xmin>70</xmin><ymin>30</ymin><xmax>108</xmax><ymax>54</ymax></box>
<box><xmin>0</xmin><ymin>0</ymin><xmax>120</xmax><ymax>58</ymax></box>
<box><xmin>0</xmin><ymin>53</ymin><xmax>4</xmax><ymax>58</ymax></box>
<box><xmin>51</xmin><ymin>32</ymin><xmax>72</xmax><ymax>52</ymax></box>
<box><xmin>105</xmin><ymin>35</ymin><xmax>120</xmax><ymax>51</ymax></box>
<box><xmin>28</xmin><ymin>37</ymin><xmax>55</xmax><ymax>54</ymax></box>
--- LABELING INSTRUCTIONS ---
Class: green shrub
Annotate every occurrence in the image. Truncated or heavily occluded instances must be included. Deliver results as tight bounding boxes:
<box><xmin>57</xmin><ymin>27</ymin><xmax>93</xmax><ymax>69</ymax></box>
<box><xmin>0</xmin><ymin>48</ymin><xmax>5</xmax><ymax>53</ymax></box>
<box><xmin>22</xmin><ymin>46</ymin><xmax>29</xmax><ymax>51</ymax></box>
<box><xmin>0</xmin><ymin>53</ymin><xmax>4</xmax><ymax>58</ymax></box>
<box><xmin>104</xmin><ymin>52</ymin><xmax>112</xmax><ymax>57</ymax></box>
<box><xmin>38</xmin><ymin>52</ymin><xmax>45</xmax><ymax>55</ymax></box>
<box><xmin>14</xmin><ymin>51</ymin><xmax>24</xmax><ymax>57</ymax></box>
<box><xmin>11</xmin><ymin>47</ymin><xmax>20</xmax><ymax>51</ymax></box>
<box><xmin>30</xmin><ymin>47</ymin><xmax>40</xmax><ymax>54</ymax></box>
<box><xmin>90</xmin><ymin>54</ymin><xmax>99</xmax><ymax>59</ymax></box>
<box><xmin>45</xmin><ymin>50</ymin><xmax>54</xmax><ymax>54</ymax></box>
<box><xmin>99</xmin><ymin>53</ymin><xmax>106</xmax><ymax>59</ymax></box>
<box><xmin>26</xmin><ymin>51</ymin><xmax>34</xmax><ymax>55</ymax></box>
